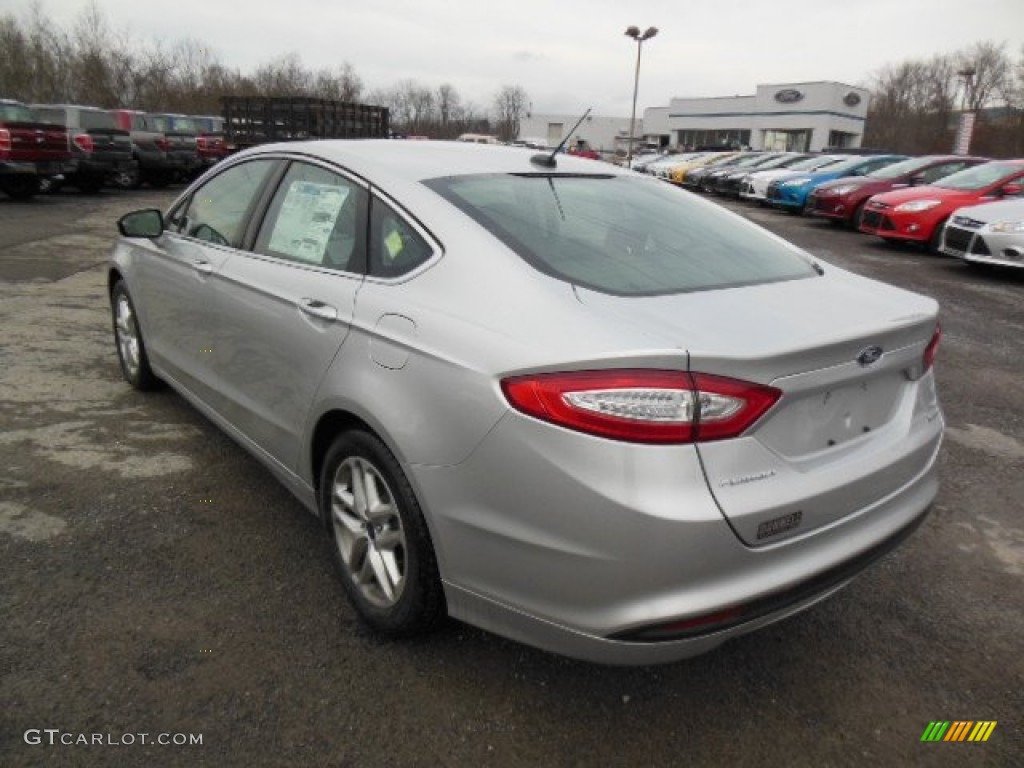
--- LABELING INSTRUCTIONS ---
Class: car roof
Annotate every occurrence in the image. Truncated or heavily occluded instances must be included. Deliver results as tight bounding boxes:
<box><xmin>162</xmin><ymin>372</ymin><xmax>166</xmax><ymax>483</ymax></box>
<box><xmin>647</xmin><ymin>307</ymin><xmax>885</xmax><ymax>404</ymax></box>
<box><xmin>242</xmin><ymin>139</ymin><xmax>629</xmax><ymax>183</ymax></box>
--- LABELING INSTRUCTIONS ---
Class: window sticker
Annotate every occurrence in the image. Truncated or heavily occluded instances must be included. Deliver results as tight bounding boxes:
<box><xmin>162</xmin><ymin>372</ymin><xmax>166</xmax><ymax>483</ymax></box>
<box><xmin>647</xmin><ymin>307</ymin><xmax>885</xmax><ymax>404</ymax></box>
<box><xmin>383</xmin><ymin>227</ymin><xmax>405</xmax><ymax>263</ymax></box>
<box><xmin>268</xmin><ymin>181</ymin><xmax>351</xmax><ymax>263</ymax></box>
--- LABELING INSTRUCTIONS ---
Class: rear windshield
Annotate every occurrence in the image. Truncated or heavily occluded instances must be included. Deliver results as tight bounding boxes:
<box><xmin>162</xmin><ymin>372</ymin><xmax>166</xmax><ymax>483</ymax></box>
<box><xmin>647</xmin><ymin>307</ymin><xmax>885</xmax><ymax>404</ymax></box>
<box><xmin>935</xmin><ymin>161</ymin><xmax>1023</xmax><ymax>191</ymax></box>
<box><xmin>0</xmin><ymin>103</ymin><xmax>37</xmax><ymax>122</ymax></box>
<box><xmin>80</xmin><ymin>110</ymin><xmax>116</xmax><ymax>130</ymax></box>
<box><xmin>426</xmin><ymin>174</ymin><xmax>818</xmax><ymax>296</ymax></box>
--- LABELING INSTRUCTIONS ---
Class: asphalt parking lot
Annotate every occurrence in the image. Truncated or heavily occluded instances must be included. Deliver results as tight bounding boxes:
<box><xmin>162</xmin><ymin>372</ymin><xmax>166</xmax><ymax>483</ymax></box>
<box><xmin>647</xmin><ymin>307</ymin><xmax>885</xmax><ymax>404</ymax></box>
<box><xmin>1</xmin><ymin>183</ymin><xmax>1021</xmax><ymax>768</ymax></box>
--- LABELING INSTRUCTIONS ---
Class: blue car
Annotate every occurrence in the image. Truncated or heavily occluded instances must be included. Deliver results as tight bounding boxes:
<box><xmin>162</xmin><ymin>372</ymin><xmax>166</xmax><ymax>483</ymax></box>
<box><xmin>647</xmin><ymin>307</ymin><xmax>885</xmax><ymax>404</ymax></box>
<box><xmin>765</xmin><ymin>154</ymin><xmax>908</xmax><ymax>214</ymax></box>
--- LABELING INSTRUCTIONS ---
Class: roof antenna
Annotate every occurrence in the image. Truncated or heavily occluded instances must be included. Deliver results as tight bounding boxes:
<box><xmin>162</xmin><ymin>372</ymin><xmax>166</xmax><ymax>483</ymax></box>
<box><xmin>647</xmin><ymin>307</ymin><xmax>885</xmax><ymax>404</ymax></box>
<box><xmin>531</xmin><ymin>108</ymin><xmax>592</xmax><ymax>168</ymax></box>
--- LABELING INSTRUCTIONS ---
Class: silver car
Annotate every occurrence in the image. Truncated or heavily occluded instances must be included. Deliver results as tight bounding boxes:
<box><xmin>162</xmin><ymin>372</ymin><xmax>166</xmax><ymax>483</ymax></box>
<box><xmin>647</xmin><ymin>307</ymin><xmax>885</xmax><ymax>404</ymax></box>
<box><xmin>109</xmin><ymin>140</ymin><xmax>944</xmax><ymax>665</ymax></box>
<box><xmin>940</xmin><ymin>197</ymin><xmax>1024</xmax><ymax>269</ymax></box>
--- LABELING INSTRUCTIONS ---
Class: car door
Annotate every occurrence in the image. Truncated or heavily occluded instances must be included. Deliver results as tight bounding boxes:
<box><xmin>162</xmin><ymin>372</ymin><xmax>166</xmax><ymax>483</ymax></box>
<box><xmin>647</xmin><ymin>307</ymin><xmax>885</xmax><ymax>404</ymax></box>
<box><xmin>135</xmin><ymin>157</ymin><xmax>278</xmax><ymax>406</ymax></box>
<box><xmin>210</xmin><ymin>159</ymin><xmax>369</xmax><ymax>472</ymax></box>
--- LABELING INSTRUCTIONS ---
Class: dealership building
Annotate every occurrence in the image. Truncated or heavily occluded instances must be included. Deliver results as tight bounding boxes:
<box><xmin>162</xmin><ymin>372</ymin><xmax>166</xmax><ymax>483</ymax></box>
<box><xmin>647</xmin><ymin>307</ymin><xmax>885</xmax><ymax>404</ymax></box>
<box><xmin>642</xmin><ymin>81</ymin><xmax>871</xmax><ymax>152</ymax></box>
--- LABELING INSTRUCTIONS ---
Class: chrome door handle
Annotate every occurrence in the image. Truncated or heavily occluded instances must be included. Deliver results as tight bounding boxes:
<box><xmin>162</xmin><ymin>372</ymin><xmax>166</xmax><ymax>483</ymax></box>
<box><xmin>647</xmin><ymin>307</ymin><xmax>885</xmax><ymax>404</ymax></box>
<box><xmin>191</xmin><ymin>259</ymin><xmax>214</xmax><ymax>275</ymax></box>
<box><xmin>299</xmin><ymin>298</ymin><xmax>338</xmax><ymax>322</ymax></box>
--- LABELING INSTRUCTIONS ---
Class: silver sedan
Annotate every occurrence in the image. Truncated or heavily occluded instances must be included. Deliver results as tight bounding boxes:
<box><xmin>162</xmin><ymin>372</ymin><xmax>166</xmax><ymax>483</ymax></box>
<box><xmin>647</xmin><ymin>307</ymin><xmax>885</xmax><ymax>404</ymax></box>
<box><xmin>109</xmin><ymin>140</ymin><xmax>944</xmax><ymax>664</ymax></box>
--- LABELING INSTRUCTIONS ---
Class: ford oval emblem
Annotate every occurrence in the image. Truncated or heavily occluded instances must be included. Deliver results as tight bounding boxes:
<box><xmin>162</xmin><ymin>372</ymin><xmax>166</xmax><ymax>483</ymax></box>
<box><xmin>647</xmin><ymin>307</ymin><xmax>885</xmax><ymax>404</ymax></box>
<box><xmin>843</xmin><ymin>91</ymin><xmax>862</xmax><ymax>107</ymax></box>
<box><xmin>857</xmin><ymin>345</ymin><xmax>884</xmax><ymax>367</ymax></box>
<box><xmin>774</xmin><ymin>88</ymin><xmax>804</xmax><ymax>104</ymax></box>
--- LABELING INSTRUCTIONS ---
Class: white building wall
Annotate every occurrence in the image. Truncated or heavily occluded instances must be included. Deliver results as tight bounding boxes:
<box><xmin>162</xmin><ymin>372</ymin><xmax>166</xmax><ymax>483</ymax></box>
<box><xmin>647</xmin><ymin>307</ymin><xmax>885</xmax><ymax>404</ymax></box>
<box><xmin>643</xmin><ymin>81</ymin><xmax>871</xmax><ymax>151</ymax></box>
<box><xmin>516</xmin><ymin>114</ymin><xmax>640</xmax><ymax>153</ymax></box>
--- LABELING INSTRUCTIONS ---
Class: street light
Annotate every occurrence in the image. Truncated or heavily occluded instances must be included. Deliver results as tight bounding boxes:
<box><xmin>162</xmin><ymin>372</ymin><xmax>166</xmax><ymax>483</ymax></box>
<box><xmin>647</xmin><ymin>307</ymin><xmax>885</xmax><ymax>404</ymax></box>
<box><xmin>625</xmin><ymin>25</ymin><xmax>658</xmax><ymax>167</ymax></box>
<box><xmin>955</xmin><ymin>66</ymin><xmax>977</xmax><ymax>154</ymax></box>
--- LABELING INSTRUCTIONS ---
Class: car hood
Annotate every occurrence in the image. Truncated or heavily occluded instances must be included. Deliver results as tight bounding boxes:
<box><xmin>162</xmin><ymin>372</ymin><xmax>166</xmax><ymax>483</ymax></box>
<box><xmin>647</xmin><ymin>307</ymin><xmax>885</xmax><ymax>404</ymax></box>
<box><xmin>949</xmin><ymin>198</ymin><xmax>1024</xmax><ymax>223</ymax></box>
<box><xmin>575</xmin><ymin>267</ymin><xmax>937</xmax><ymax>384</ymax></box>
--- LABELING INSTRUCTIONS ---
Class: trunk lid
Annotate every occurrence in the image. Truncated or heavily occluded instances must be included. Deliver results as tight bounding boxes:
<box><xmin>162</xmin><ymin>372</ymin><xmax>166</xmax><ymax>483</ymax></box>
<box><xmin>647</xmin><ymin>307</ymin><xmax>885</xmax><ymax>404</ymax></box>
<box><xmin>577</xmin><ymin>268</ymin><xmax>943</xmax><ymax>546</ymax></box>
<box><xmin>86</xmin><ymin>127</ymin><xmax>132</xmax><ymax>160</ymax></box>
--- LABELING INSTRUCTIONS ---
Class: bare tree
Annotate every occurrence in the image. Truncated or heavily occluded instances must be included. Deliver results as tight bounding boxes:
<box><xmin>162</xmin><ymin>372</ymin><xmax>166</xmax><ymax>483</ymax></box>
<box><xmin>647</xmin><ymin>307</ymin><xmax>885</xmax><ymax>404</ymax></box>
<box><xmin>493</xmin><ymin>84</ymin><xmax>528</xmax><ymax>142</ymax></box>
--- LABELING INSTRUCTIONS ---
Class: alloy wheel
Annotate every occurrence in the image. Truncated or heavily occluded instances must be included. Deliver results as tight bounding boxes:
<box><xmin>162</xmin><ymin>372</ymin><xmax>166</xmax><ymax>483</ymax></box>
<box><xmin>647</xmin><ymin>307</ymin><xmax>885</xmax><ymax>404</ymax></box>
<box><xmin>330</xmin><ymin>457</ymin><xmax>407</xmax><ymax>608</ymax></box>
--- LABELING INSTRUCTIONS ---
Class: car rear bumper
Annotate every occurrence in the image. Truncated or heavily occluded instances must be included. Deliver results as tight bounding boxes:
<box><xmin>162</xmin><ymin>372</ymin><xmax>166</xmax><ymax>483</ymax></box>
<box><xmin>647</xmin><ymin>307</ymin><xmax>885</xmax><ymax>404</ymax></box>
<box><xmin>412</xmin><ymin>408</ymin><xmax>942</xmax><ymax>664</ymax></box>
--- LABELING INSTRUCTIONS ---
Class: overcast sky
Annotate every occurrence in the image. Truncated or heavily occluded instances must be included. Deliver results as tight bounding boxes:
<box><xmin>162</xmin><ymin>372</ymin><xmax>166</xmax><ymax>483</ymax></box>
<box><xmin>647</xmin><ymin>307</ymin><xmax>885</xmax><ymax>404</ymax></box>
<box><xmin>9</xmin><ymin>0</ymin><xmax>1024</xmax><ymax>115</ymax></box>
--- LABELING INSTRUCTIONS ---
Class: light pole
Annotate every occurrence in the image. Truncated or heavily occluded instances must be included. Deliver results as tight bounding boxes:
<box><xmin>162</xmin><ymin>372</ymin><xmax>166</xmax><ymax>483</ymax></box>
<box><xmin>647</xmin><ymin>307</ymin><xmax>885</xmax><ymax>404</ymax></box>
<box><xmin>625</xmin><ymin>25</ymin><xmax>658</xmax><ymax>167</ymax></box>
<box><xmin>954</xmin><ymin>65</ymin><xmax>977</xmax><ymax>155</ymax></box>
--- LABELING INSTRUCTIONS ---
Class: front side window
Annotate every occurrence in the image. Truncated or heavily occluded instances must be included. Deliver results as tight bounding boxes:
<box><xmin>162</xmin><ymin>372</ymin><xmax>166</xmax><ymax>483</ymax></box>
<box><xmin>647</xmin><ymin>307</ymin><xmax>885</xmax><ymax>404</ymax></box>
<box><xmin>170</xmin><ymin>159</ymin><xmax>276</xmax><ymax>248</ymax></box>
<box><xmin>427</xmin><ymin>174</ymin><xmax>818</xmax><ymax>296</ymax></box>
<box><xmin>254</xmin><ymin>161</ymin><xmax>367</xmax><ymax>272</ymax></box>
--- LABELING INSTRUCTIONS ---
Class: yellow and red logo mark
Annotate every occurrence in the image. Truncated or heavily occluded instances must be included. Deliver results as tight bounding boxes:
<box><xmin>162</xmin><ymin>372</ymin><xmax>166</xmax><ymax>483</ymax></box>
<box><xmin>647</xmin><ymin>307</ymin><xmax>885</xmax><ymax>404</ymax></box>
<box><xmin>921</xmin><ymin>721</ymin><xmax>997</xmax><ymax>743</ymax></box>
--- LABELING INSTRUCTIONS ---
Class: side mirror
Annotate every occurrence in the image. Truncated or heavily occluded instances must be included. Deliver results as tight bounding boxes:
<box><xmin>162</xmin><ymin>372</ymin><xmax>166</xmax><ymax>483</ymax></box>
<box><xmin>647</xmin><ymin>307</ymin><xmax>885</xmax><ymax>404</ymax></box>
<box><xmin>118</xmin><ymin>209</ymin><xmax>164</xmax><ymax>238</ymax></box>
<box><xmin>909</xmin><ymin>174</ymin><xmax>926</xmax><ymax>186</ymax></box>
<box><xmin>1001</xmin><ymin>183</ymin><xmax>1022</xmax><ymax>197</ymax></box>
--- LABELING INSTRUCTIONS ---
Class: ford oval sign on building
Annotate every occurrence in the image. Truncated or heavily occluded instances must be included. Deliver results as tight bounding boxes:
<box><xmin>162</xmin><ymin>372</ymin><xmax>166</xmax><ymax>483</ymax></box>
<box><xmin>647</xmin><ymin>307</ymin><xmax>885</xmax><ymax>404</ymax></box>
<box><xmin>774</xmin><ymin>89</ymin><xmax>804</xmax><ymax>104</ymax></box>
<box><xmin>844</xmin><ymin>91</ymin><xmax>862</xmax><ymax>107</ymax></box>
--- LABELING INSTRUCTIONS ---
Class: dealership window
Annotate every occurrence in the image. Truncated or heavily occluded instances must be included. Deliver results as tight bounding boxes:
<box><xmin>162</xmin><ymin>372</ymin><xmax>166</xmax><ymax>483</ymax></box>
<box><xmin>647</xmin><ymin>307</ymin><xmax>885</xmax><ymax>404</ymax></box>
<box><xmin>675</xmin><ymin>129</ymin><xmax>750</xmax><ymax>149</ymax></box>
<box><xmin>762</xmin><ymin>130</ymin><xmax>811</xmax><ymax>152</ymax></box>
<box><xmin>827</xmin><ymin>130</ymin><xmax>858</xmax><ymax>148</ymax></box>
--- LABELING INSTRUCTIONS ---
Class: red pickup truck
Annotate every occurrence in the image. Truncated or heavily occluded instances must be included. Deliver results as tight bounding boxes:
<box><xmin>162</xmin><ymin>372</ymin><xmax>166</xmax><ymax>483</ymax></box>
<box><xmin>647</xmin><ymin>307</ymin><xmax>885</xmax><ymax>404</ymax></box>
<box><xmin>0</xmin><ymin>99</ymin><xmax>70</xmax><ymax>200</ymax></box>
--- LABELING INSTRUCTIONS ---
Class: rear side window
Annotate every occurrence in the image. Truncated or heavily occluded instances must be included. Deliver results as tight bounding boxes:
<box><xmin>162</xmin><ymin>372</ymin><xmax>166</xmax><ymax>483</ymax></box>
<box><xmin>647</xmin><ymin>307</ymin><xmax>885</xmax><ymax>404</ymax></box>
<box><xmin>368</xmin><ymin>198</ymin><xmax>434</xmax><ymax>278</ymax></box>
<box><xmin>427</xmin><ymin>174</ymin><xmax>818</xmax><ymax>296</ymax></box>
<box><xmin>170</xmin><ymin>159</ymin><xmax>276</xmax><ymax>248</ymax></box>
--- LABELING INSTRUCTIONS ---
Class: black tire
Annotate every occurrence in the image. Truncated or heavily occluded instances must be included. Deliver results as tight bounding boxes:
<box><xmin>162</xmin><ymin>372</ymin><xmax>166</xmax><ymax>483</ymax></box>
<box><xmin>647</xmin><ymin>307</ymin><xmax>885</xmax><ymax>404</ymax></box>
<box><xmin>850</xmin><ymin>200</ymin><xmax>867</xmax><ymax>230</ymax></box>
<box><xmin>110</xmin><ymin>280</ymin><xmax>159</xmax><ymax>390</ymax></box>
<box><xmin>319</xmin><ymin>430</ymin><xmax>444</xmax><ymax>637</ymax></box>
<box><xmin>114</xmin><ymin>165</ymin><xmax>142</xmax><ymax>190</ymax></box>
<box><xmin>0</xmin><ymin>175</ymin><xmax>41</xmax><ymax>200</ymax></box>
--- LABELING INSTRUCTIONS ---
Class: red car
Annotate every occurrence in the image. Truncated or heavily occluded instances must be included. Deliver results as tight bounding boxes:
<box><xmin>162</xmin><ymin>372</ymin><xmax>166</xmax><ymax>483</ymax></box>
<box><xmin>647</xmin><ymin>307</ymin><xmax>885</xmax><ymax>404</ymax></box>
<box><xmin>859</xmin><ymin>159</ymin><xmax>1024</xmax><ymax>251</ymax></box>
<box><xmin>808</xmin><ymin>155</ymin><xmax>987</xmax><ymax>228</ymax></box>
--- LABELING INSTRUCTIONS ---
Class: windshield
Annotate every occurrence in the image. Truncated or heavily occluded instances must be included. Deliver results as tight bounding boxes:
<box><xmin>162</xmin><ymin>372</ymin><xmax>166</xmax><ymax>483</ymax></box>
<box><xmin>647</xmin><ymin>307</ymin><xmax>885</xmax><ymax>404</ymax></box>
<box><xmin>785</xmin><ymin>155</ymin><xmax>844</xmax><ymax>172</ymax></box>
<box><xmin>426</xmin><ymin>174</ymin><xmax>818</xmax><ymax>296</ymax></box>
<box><xmin>867</xmin><ymin>156</ymin><xmax>941</xmax><ymax>179</ymax></box>
<box><xmin>756</xmin><ymin>154</ymin><xmax>806</xmax><ymax>171</ymax></box>
<box><xmin>935</xmin><ymin>161</ymin><xmax>1022</xmax><ymax>191</ymax></box>
<box><xmin>817</xmin><ymin>156</ymin><xmax>881</xmax><ymax>174</ymax></box>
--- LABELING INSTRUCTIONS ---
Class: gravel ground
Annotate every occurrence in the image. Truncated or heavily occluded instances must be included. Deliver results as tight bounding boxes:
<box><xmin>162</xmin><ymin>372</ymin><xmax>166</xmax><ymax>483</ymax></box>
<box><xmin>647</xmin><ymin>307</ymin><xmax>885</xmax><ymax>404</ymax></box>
<box><xmin>0</xmin><ymin>184</ymin><xmax>1020</xmax><ymax>768</ymax></box>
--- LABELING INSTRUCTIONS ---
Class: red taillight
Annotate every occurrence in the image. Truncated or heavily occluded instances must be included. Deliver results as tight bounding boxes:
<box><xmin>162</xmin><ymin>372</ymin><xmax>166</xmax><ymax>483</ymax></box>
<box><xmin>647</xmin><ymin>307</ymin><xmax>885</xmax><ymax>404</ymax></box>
<box><xmin>923</xmin><ymin>323</ymin><xmax>942</xmax><ymax>372</ymax></box>
<box><xmin>501</xmin><ymin>369</ymin><xmax>781</xmax><ymax>444</ymax></box>
<box><xmin>0</xmin><ymin>128</ymin><xmax>11</xmax><ymax>153</ymax></box>
<box><xmin>73</xmin><ymin>133</ymin><xmax>94</xmax><ymax>153</ymax></box>
<box><xmin>156</xmin><ymin>136</ymin><xmax>170</xmax><ymax>152</ymax></box>
<box><xmin>196</xmin><ymin>135</ymin><xmax>209</xmax><ymax>150</ymax></box>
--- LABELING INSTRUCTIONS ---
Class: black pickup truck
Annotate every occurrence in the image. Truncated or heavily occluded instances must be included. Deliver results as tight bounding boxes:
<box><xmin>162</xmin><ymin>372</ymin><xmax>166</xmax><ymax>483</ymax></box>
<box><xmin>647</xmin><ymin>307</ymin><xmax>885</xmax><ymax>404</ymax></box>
<box><xmin>0</xmin><ymin>99</ymin><xmax>70</xmax><ymax>199</ymax></box>
<box><xmin>31</xmin><ymin>104</ymin><xmax>134</xmax><ymax>193</ymax></box>
<box><xmin>143</xmin><ymin>113</ymin><xmax>204</xmax><ymax>180</ymax></box>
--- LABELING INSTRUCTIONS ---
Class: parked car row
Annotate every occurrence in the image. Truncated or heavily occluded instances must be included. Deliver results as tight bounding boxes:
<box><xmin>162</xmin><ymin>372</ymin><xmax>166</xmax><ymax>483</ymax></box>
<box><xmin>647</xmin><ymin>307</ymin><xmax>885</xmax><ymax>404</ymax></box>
<box><xmin>643</xmin><ymin>148</ymin><xmax>1024</xmax><ymax>271</ymax></box>
<box><xmin>0</xmin><ymin>98</ymin><xmax>231</xmax><ymax>200</ymax></box>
